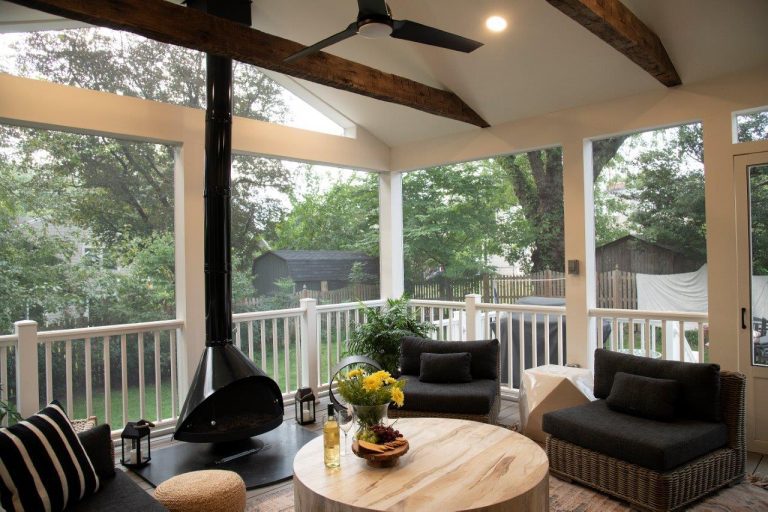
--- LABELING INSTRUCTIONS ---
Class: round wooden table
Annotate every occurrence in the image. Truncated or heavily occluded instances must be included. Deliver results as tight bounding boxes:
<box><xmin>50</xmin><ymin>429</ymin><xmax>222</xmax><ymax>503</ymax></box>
<box><xmin>293</xmin><ymin>417</ymin><xmax>549</xmax><ymax>511</ymax></box>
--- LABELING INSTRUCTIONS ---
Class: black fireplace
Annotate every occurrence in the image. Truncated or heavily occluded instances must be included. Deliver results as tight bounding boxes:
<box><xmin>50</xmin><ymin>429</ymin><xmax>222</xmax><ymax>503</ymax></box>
<box><xmin>174</xmin><ymin>0</ymin><xmax>284</xmax><ymax>444</ymax></box>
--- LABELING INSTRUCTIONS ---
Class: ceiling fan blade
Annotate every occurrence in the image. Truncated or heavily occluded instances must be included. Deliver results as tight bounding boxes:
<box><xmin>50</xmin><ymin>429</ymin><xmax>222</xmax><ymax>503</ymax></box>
<box><xmin>284</xmin><ymin>23</ymin><xmax>358</xmax><ymax>63</ymax></box>
<box><xmin>357</xmin><ymin>0</ymin><xmax>390</xmax><ymax>18</ymax></box>
<box><xmin>391</xmin><ymin>20</ymin><xmax>483</xmax><ymax>53</ymax></box>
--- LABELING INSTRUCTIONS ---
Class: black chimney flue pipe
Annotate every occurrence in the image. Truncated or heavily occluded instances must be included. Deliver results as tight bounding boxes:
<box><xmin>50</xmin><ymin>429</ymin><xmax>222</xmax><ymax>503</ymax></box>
<box><xmin>203</xmin><ymin>53</ymin><xmax>234</xmax><ymax>346</ymax></box>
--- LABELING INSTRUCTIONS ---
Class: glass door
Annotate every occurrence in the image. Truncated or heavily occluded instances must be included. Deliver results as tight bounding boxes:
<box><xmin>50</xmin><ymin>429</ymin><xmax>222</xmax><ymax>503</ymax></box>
<box><xmin>736</xmin><ymin>151</ymin><xmax>768</xmax><ymax>454</ymax></box>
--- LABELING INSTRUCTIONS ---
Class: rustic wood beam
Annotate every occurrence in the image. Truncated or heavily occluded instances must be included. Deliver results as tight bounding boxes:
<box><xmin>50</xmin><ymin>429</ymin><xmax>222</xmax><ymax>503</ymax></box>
<box><xmin>6</xmin><ymin>0</ymin><xmax>489</xmax><ymax>127</ymax></box>
<box><xmin>546</xmin><ymin>0</ymin><xmax>681</xmax><ymax>87</ymax></box>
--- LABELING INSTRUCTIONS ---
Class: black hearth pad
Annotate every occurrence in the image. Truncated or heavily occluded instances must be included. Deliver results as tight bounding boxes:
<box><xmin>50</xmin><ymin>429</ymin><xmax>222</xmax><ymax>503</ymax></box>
<box><xmin>131</xmin><ymin>422</ymin><xmax>319</xmax><ymax>489</ymax></box>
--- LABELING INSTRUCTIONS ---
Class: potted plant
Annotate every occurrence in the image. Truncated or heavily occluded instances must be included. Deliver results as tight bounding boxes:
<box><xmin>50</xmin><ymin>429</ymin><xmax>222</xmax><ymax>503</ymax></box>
<box><xmin>347</xmin><ymin>296</ymin><xmax>433</xmax><ymax>375</ymax></box>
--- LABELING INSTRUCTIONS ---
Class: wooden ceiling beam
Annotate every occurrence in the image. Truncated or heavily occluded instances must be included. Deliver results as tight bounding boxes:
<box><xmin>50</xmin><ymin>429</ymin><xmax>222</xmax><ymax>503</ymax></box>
<box><xmin>546</xmin><ymin>0</ymin><xmax>681</xmax><ymax>87</ymax></box>
<box><xmin>6</xmin><ymin>0</ymin><xmax>490</xmax><ymax>128</ymax></box>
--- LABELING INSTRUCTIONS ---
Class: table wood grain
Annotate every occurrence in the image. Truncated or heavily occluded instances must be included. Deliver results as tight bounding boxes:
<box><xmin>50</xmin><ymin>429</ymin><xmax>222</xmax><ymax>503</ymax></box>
<box><xmin>293</xmin><ymin>417</ymin><xmax>549</xmax><ymax>511</ymax></box>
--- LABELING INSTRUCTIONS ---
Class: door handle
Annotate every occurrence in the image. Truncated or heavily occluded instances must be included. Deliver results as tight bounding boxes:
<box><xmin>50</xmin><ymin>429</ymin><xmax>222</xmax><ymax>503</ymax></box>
<box><xmin>742</xmin><ymin>307</ymin><xmax>748</xmax><ymax>330</ymax></box>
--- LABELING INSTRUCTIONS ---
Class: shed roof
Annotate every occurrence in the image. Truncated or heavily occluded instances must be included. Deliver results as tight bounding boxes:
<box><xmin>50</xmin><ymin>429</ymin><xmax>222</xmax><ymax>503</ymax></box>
<box><xmin>255</xmin><ymin>250</ymin><xmax>378</xmax><ymax>282</ymax></box>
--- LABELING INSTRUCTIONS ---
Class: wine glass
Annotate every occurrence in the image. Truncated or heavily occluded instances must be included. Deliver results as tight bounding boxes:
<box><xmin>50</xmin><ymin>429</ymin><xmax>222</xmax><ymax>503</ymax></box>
<box><xmin>337</xmin><ymin>407</ymin><xmax>354</xmax><ymax>456</ymax></box>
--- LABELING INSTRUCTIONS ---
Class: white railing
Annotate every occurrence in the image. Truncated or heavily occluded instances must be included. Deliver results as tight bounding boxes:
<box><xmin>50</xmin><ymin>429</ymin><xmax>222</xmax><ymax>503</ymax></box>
<box><xmin>231</xmin><ymin>299</ymin><xmax>384</xmax><ymax>399</ymax></box>
<box><xmin>590</xmin><ymin>308</ymin><xmax>709</xmax><ymax>362</ymax></box>
<box><xmin>2</xmin><ymin>298</ymin><xmax>711</xmax><ymax>434</ymax></box>
<box><xmin>5</xmin><ymin>319</ymin><xmax>183</xmax><ymax>435</ymax></box>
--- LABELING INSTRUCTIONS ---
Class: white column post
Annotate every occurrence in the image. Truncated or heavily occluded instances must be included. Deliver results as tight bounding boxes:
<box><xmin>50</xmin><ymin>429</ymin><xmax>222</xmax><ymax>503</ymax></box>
<box><xmin>15</xmin><ymin>320</ymin><xmax>40</xmax><ymax>417</ymax></box>
<box><xmin>465</xmin><ymin>294</ymin><xmax>480</xmax><ymax>341</ymax></box>
<box><xmin>563</xmin><ymin>140</ymin><xmax>597</xmax><ymax>369</ymax></box>
<box><xmin>173</xmin><ymin>136</ymin><xmax>207</xmax><ymax>405</ymax></box>
<box><xmin>379</xmin><ymin>171</ymin><xmax>404</xmax><ymax>299</ymax></box>
<box><xmin>300</xmin><ymin>298</ymin><xmax>319</xmax><ymax>396</ymax></box>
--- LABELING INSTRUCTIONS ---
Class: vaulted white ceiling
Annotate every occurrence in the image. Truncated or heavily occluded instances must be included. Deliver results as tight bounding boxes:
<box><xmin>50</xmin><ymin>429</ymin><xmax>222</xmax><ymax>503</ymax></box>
<box><xmin>1</xmin><ymin>0</ymin><xmax>767</xmax><ymax>147</ymax></box>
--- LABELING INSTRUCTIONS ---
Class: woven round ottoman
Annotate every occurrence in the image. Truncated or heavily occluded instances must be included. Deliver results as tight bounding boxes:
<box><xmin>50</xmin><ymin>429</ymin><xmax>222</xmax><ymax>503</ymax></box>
<box><xmin>154</xmin><ymin>470</ymin><xmax>246</xmax><ymax>512</ymax></box>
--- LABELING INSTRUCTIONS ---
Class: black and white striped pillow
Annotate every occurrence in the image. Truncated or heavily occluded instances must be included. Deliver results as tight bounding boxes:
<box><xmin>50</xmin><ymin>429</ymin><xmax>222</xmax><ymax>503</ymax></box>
<box><xmin>0</xmin><ymin>401</ymin><xmax>100</xmax><ymax>512</ymax></box>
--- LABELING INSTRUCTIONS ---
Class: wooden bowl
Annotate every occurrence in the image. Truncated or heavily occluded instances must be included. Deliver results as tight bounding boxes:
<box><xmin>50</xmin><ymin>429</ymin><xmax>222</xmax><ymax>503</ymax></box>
<box><xmin>351</xmin><ymin>439</ymin><xmax>409</xmax><ymax>468</ymax></box>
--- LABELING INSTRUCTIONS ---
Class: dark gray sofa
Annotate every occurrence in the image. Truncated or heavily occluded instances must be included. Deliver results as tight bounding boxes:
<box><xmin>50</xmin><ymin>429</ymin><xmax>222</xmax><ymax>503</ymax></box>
<box><xmin>543</xmin><ymin>349</ymin><xmax>745</xmax><ymax>512</ymax></box>
<box><xmin>68</xmin><ymin>424</ymin><xmax>168</xmax><ymax>512</ymax></box>
<box><xmin>389</xmin><ymin>336</ymin><xmax>500</xmax><ymax>423</ymax></box>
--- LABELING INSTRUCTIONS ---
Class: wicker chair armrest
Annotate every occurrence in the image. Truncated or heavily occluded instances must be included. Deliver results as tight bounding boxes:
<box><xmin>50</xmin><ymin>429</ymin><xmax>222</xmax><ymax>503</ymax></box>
<box><xmin>719</xmin><ymin>371</ymin><xmax>745</xmax><ymax>453</ymax></box>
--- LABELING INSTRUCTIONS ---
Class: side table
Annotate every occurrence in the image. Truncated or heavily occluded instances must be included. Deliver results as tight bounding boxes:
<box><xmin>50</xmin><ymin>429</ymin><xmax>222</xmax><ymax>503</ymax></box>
<box><xmin>519</xmin><ymin>364</ymin><xmax>595</xmax><ymax>443</ymax></box>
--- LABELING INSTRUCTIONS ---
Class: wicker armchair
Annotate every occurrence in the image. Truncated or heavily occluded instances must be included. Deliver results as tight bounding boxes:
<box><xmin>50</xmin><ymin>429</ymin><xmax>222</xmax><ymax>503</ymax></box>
<box><xmin>546</xmin><ymin>370</ymin><xmax>746</xmax><ymax>512</ymax></box>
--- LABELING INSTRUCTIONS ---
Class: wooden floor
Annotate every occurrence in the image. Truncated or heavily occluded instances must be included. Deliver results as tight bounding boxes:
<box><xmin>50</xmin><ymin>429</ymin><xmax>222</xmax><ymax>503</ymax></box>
<box><xmin>122</xmin><ymin>398</ymin><xmax>767</xmax><ymax>507</ymax></box>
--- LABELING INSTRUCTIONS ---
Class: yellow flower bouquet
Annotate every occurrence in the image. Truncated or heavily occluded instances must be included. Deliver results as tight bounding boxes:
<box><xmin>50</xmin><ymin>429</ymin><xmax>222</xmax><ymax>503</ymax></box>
<box><xmin>337</xmin><ymin>368</ymin><xmax>405</xmax><ymax>437</ymax></box>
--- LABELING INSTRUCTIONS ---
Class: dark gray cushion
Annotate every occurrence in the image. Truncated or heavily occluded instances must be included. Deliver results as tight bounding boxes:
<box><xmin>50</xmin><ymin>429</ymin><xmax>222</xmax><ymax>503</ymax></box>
<box><xmin>397</xmin><ymin>377</ymin><xmax>497</xmax><ymax>415</ymax></box>
<box><xmin>593</xmin><ymin>348</ymin><xmax>721</xmax><ymax>422</ymax></box>
<box><xmin>607</xmin><ymin>372</ymin><xmax>680</xmax><ymax>421</ymax></box>
<box><xmin>542</xmin><ymin>400</ymin><xmax>728</xmax><ymax>472</ymax></box>
<box><xmin>400</xmin><ymin>337</ymin><xmax>499</xmax><ymax>379</ymax></box>
<box><xmin>67</xmin><ymin>471</ymin><xmax>169</xmax><ymax>511</ymax></box>
<box><xmin>419</xmin><ymin>352</ymin><xmax>472</xmax><ymax>383</ymax></box>
<box><xmin>78</xmin><ymin>424</ymin><xmax>116</xmax><ymax>479</ymax></box>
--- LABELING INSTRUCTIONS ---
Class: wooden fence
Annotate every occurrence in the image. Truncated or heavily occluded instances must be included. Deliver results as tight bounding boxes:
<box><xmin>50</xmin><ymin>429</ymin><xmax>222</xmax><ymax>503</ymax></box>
<box><xmin>408</xmin><ymin>269</ymin><xmax>637</xmax><ymax>309</ymax></box>
<box><xmin>236</xmin><ymin>283</ymin><xmax>380</xmax><ymax>311</ymax></box>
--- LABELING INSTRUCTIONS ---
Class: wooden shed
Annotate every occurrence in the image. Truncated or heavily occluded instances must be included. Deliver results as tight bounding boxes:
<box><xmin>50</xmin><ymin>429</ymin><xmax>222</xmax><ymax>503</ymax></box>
<box><xmin>252</xmin><ymin>250</ymin><xmax>379</xmax><ymax>296</ymax></box>
<box><xmin>596</xmin><ymin>235</ymin><xmax>701</xmax><ymax>274</ymax></box>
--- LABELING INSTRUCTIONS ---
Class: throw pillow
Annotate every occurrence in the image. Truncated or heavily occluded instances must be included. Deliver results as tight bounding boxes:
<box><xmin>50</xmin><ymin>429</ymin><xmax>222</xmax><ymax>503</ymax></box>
<box><xmin>594</xmin><ymin>348</ymin><xmax>721</xmax><ymax>422</ymax></box>
<box><xmin>400</xmin><ymin>337</ymin><xmax>499</xmax><ymax>379</ymax></box>
<box><xmin>77</xmin><ymin>424</ymin><xmax>115</xmax><ymax>479</ymax></box>
<box><xmin>606</xmin><ymin>371</ymin><xmax>680</xmax><ymax>421</ymax></box>
<box><xmin>419</xmin><ymin>352</ymin><xmax>473</xmax><ymax>383</ymax></box>
<box><xmin>0</xmin><ymin>401</ymin><xmax>100</xmax><ymax>512</ymax></box>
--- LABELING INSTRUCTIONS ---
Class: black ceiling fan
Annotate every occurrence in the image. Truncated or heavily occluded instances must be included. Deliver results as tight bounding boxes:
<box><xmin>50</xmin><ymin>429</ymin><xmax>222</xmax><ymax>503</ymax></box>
<box><xmin>284</xmin><ymin>0</ymin><xmax>483</xmax><ymax>63</ymax></box>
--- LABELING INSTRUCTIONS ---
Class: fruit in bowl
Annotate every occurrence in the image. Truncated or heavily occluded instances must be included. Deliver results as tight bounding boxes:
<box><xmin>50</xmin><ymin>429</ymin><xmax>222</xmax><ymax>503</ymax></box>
<box><xmin>357</xmin><ymin>425</ymin><xmax>402</xmax><ymax>444</ymax></box>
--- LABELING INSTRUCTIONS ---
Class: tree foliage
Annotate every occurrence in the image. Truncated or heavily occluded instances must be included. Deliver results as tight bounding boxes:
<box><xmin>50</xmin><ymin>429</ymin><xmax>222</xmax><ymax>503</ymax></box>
<box><xmin>0</xmin><ymin>27</ymin><xmax>293</xmax><ymax>332</ymax></box>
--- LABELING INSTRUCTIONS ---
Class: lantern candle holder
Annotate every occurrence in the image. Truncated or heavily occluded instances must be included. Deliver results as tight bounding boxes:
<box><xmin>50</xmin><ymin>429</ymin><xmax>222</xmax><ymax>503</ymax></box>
<box><xmin>295</xmin><ymin>387</ymin><xmax>316</xmax><ymax>425</ymax></box>
<box><xmin>120</xmin><ymin>419</ymin><xmax>155</xmax><ymax>468</ymax></box>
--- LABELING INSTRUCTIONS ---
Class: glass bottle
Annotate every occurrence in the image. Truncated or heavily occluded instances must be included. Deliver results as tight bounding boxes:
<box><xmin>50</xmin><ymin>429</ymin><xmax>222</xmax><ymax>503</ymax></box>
<box><xmin>323</xmin><ymin>404</ymin><xmax>340</xmax><ymax>468</ymax></box>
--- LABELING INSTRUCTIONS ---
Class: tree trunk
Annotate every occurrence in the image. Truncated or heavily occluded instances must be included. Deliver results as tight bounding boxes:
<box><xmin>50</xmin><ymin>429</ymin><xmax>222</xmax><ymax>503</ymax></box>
<box><xmin>500</xmin><ymin>136</ymin><xmax>627</xmax><ymax>272</ymax></box>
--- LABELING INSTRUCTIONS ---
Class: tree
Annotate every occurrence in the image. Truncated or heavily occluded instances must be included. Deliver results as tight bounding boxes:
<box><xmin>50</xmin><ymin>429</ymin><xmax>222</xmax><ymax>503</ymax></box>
<box><xmin>274</xmin><ymin>171</ymin><xmax>379</xmax><ymax>255</ymax></box>
<box><xmin>497</xmin><ymin>138</ymin><xmax>626</xmax><ymax>272</ymax></box>
<box><xmin>273</xmin><ymin>162</ymin><xmax>519</xmax><ymax>282</ymax></box>
<box><xmin>0</xmin><ymin>27</ymin><xmax>295</xmax><ymax>329</ymax></box>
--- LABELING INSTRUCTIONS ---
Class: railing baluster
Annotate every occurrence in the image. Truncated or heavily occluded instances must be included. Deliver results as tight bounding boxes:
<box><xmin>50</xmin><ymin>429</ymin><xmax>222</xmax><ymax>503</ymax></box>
<box><xmin>698</xmin><ymin>322</ymin><xmax>705</xmax><ymax>362</ymax></box>
<box><xmin>644</xmin><ymin>319</ymin><xmax>652</xmax><ymax>357</ymax></box>
<box><xmin>611</xmin><ymin>317</ymin><xmax>619</xmax><ymax>352</ymax></box>
<box><xmin>678</xmin><ymin>320</ymin><xmax>686</xmax><ymax>362</ymax></box>
<box><xmin>325</xmin><ymin>313</ymin><xmax>331</xmax><ymax>382</ymax></box>
<box><xmin>544</xmin><ymin>313</ymin><xmax>550</xmax><ymax>365</ymax></box>
<box><xmin>506</xmin><ymin>312</ymin><xmax>513</xmax><ymax>386</ymax></box>
<box><xmin>103</xmin><ymin>337</ymin><xmax>111</xmax><ymax>427</ymax></box>
<box><xmin>85</xmin><ymin>337</ymin><xmax>93</xmax><ymax>418</ymax></box>
<box><xmin>65</xmin><ymin>340</ymin><xmax>73</xmax><ymax>417</ymax></box>
<box><xmin>531</xmin><ymin>314</ymin><xmax>538</xmax><ymax>368</ymax></box>
<box><xmin>247</xmin><ymin>321</ymin><xmax>254</xmax><ymax>361</ymax></box>
<box><xmin>121</xmin><ymin>334</ymin><xmax>128</xmax><ymax>426</ymax></box>
<box><xmin>295</xmin><ymin>316</ymin><xmax>302</xmax><ymax>390</ymax></box>
<box><xmin>344</xmin><ymin>310</ymin><xmax>351</xmax><ymax>352</ymax></box>
<box><xmin>45</xmin><ymin>343</ymin><xmax>53</xmax><ymax>404</ymax></box>
<box><xmin>283</xmin><ymin>319</ymin><xmax>290</xmax><ymax>392</ymax></box>
<box><xmin>628</xmin><ymin>318</ymin><xmax>635</xmax><ymax>353</ymax></box>
<box><xmin>272</xmin><ymin>318</ymin><xmax>279</xmax><ymax>381</ymax></box>
<box><xmin>335</xmin><ymin>312</ymin><xmax>341</xmax><ymax>362</ymax></box>
<box><xmin>138</xmin><ymin>333</ymin><xmax>146</xmax><ymax>420</ymax></box>
<box><xmin>170</xmin><ymin>329</ymin><xmax>178</xmax><ymax>418</ymax></box>
<box><xmin>154</xmin><ymin>331</ymin><xmax>161</xmax><ymax>421</ymax></box>
<box><xmin>557</xmin><ymin>315</ymin><xmax>564</xmax><ymax>365</ymax></box>
<box><xmin>235</xmin><ymin>322</ymin><xmax>241</xmax><ymax>352</ymax></box>
<box><xmin>518</xmin><ymin>312</ymin><xmax>525</xmax><ymax>378</ymax></box>
<box><xmin>661</xmin><ymin>320</ymin><xmax>668</xmax><ymax>360</ymax></box>
<box><xmin>260</xmin><ymin>320</ymin><xmax>267</xmax><ymax>370</ymax></box>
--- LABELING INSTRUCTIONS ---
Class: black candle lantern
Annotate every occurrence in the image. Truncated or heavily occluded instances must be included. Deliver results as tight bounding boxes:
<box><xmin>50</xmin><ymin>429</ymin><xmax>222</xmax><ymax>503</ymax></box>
<box><xmin>120</xmin><ymin>419</ymin><xmax>154</xmax><ymax>468</ymax></box>
<box><xmin>294</xmin><ymin>387</ymin><xmax>316</xmax><ymax>425</ymax></box>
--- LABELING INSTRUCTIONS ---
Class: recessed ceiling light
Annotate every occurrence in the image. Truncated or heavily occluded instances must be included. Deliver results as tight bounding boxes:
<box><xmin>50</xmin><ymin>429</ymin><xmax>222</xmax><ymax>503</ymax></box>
<box><xmin>485</xmin><ymin>15</ymin><xmax>508</xmax><ymax>33</ymax></box>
